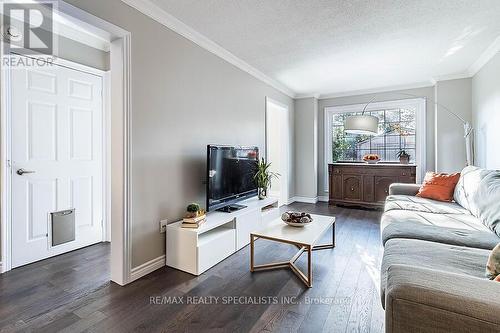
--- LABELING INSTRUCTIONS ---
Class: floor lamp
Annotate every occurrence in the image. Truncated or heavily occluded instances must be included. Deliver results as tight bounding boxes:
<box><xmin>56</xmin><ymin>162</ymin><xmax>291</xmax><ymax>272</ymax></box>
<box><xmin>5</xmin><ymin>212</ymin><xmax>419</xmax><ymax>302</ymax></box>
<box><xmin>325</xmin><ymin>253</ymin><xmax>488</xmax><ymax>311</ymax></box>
<box><xmin>344</xmin><ymin>93</ymin><xmax>475</xmax><ymax>166</ymax></box>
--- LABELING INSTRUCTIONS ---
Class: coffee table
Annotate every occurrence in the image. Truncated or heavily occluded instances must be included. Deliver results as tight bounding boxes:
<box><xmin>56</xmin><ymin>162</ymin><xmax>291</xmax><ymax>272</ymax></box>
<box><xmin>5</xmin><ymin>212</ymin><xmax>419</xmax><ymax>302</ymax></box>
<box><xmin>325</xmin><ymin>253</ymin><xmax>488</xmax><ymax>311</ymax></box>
<box><xmin>250</xmin><ymin>214</ymin><xmax>335</xmax><ymax>287</ymax></box>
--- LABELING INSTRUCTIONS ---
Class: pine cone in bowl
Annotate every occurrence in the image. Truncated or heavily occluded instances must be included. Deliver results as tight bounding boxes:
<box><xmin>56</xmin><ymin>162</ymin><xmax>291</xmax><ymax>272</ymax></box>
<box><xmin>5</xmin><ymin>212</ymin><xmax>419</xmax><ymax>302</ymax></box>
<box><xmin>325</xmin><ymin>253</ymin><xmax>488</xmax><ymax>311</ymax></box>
<box><xmin>281</xmin><ymin>212</ymin><xmax>313</xmax><ymax>227</ymax></box>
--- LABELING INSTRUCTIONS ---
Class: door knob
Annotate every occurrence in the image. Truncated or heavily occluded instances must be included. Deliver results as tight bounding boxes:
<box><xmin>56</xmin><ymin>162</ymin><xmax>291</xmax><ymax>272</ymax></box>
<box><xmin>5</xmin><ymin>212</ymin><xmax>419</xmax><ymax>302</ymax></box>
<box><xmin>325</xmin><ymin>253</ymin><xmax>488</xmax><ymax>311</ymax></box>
<box><xmin>16</xmin><ymin>168</ymin><xmax>35</xmax><ymax>175</ymax></box>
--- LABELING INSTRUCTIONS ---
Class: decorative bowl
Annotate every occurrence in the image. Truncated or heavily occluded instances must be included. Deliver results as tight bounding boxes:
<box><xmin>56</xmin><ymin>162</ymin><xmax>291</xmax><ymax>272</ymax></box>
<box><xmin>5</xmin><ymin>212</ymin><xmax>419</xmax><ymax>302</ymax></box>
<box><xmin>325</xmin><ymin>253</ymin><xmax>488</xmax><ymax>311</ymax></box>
<box><xmin>362</xmin><ymin>154</ymin><xmax>381</xmax><ymax>164</ymax></box>
<box><xmin>281</xmin><ymin>212</ymin><xmax>313</xmax><ymax>227</ymax></box>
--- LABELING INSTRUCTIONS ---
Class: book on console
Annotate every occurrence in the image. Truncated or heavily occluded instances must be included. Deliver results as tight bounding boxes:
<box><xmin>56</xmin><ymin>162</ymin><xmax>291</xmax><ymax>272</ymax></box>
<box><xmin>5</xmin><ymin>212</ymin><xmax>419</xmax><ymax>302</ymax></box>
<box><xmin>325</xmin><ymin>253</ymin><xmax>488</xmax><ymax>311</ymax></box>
<box><xmin>182</xmin><ymin>214</ymin><xmax>207</xmax><ymax>224</ymax></box>
<box><xmin>181</xmin><ymin>218</ymin><xmax>206</xmax><ymax>228</ymax></box>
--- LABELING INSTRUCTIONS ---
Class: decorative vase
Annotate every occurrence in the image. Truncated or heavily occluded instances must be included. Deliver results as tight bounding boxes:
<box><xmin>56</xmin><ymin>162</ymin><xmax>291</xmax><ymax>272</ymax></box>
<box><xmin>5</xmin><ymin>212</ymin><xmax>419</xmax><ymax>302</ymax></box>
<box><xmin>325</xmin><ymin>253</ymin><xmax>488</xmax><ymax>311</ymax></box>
<box><xmin>258</xmin><ymin>187</ymin><xmax>267</xmax><ymax>200</ymax></box>
<box><xmin>399</xmin><ymin>156</ymin><xmax>410</xmax><ymax>165</ymax></box>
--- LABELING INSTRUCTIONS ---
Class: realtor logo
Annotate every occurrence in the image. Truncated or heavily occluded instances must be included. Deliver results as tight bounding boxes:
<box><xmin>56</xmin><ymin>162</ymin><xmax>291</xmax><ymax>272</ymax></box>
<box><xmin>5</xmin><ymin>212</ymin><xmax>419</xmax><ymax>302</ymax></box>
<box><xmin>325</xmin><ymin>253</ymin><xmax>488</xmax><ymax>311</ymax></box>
<box><xmin>2</xmin><ymin>1</ymin><xmax>56</xmax><ymax>56</ymax></box>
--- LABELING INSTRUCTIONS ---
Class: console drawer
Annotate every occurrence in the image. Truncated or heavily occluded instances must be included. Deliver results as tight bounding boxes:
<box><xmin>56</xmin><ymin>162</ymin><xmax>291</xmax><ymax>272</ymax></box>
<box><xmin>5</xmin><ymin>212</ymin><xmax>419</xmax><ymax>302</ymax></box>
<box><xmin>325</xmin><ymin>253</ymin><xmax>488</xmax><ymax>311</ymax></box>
<box><xmin>197</xmin><ymin>228</ymin><xmax>235</xmax><ymax>274</ymax></box>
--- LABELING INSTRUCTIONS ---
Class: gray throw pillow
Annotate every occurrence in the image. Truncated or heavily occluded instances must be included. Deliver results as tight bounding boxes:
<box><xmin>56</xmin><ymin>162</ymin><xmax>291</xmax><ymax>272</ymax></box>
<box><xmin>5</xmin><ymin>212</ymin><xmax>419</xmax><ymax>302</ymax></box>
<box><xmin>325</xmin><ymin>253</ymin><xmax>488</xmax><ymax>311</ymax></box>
<box><xmin>474</xmin><ymin>171</ymin><xmax>500</xmax><ymax>237</ymax></box>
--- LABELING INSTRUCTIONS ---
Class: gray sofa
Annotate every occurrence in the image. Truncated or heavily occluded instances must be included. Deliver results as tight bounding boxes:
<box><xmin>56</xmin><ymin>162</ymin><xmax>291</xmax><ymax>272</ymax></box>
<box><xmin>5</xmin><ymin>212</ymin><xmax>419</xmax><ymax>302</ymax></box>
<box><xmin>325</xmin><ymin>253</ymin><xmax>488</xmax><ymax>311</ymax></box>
<box><xmin>380</xmin><ymin>166</ymin><xmax>500</xmax><ymax>333</ymax></box>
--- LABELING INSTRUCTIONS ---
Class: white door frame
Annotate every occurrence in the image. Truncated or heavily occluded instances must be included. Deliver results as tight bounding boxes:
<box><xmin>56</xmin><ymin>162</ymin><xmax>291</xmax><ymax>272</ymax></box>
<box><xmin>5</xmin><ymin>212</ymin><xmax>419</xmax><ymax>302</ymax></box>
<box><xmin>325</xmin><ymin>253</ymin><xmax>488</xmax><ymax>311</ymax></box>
<box><xmin>0</xmin><ymin>1</ymin><xmax>133</xmax><ymax>286</ymax></box>
<box><xmin>265</xmin><ymin>97</ymin><xmax>291</xmax><ymax>206</ymax></box>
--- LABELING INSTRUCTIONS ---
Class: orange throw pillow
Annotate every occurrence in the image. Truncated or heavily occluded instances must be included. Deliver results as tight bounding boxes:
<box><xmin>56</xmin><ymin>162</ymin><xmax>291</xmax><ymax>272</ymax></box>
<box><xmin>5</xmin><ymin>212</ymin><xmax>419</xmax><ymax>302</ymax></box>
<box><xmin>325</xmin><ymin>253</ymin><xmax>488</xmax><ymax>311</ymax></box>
<box><xmin>416</xmin><ymin>172</ymin><xmax>461</xmax><ymax>202</ymax></box>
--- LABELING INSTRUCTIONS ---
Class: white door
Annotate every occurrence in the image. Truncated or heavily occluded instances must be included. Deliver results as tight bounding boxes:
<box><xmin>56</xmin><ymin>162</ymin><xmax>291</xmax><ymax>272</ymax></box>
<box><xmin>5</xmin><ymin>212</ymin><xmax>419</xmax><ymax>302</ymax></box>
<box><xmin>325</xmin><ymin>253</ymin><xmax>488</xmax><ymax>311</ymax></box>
<box><xmin>10</xmin><ymin>55</ymin><xmax>103</xmax><ymax>268</ymax></box>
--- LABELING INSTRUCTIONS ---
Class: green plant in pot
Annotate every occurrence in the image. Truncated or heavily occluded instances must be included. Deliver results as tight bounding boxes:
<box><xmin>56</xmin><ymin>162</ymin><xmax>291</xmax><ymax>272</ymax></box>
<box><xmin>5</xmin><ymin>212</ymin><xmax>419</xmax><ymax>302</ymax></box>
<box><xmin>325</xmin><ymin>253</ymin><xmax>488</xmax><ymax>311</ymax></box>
<box><xmin>253</xmin><ymin>158</ymin><xmax>280</xmax><ymax>200</ymax></box>
<box><xmin>185</xmin><ymin>203</ymin><xmax>204</xmax><ymax>218</ymax></box>
<box><xmin>397</xmin><ymin>150</ymin><xmax>410</xmax><ymax>165</ymax></box>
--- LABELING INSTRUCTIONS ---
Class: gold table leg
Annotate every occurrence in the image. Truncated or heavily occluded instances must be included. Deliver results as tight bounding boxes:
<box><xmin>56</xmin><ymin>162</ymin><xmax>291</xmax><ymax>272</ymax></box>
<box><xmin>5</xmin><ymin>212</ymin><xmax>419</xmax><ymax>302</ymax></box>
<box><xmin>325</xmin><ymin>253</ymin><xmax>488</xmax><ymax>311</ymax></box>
<box><xmin>312</xmin><ymin>223</ymin><xmax>335</xmax><ymax>251</ymax></box>
<box><xmin>250</xmin><ymin>224</ymin><xmax>335</xmax><ymax>288</ymax></box>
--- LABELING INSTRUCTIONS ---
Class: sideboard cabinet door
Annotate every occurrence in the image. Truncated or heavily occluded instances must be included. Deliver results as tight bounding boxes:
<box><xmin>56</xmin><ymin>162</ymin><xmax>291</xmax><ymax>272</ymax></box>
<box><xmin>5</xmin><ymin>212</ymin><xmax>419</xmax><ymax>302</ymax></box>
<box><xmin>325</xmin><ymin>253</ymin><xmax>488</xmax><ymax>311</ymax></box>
<box><xmin>342</xmin><ymin>175</ymin><xmax>362</xmax><ymax>201</ymax></box>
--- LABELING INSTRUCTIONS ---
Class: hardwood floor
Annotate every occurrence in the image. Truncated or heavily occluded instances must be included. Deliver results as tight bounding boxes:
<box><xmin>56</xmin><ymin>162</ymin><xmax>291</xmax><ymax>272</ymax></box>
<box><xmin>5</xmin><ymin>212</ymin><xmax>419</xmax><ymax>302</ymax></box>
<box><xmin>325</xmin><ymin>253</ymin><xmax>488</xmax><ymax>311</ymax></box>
<box><xmin>0</xmin><ymin>202</ymin><xmax>384</xmax><ymax>333</ymax></box>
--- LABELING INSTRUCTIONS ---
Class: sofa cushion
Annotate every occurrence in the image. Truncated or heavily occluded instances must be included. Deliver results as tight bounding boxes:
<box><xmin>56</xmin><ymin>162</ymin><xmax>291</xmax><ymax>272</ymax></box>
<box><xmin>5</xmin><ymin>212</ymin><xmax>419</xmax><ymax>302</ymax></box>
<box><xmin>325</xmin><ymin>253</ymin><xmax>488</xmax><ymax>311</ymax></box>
<box><xmin>385</xmin><ymin>194</ymin><xmax>470</xmax><ymax>215</ymax></box>
<box><xmin>381</xmin><ymin>238</ymin><xmax>490</xmax><ymax>308</ymax></box>
<box><xmin>454</xmin><ymin>166</ymin><xmax>500</xmax><ymax>237</ymax></box>
<box><xmin>381</xmin><ymin>209</ymin><xmax>500</xmax><ymax>250</ymax></box>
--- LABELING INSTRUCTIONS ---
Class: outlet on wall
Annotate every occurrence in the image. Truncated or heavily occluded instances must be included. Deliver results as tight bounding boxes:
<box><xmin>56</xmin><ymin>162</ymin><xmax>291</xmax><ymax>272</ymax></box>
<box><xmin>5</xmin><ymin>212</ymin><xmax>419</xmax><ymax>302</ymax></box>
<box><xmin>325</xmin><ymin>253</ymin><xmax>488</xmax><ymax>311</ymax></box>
<box><xmin>160</xmin><ymin>219</ymin><xmax>168</xmax><ymax>233</ymax></box>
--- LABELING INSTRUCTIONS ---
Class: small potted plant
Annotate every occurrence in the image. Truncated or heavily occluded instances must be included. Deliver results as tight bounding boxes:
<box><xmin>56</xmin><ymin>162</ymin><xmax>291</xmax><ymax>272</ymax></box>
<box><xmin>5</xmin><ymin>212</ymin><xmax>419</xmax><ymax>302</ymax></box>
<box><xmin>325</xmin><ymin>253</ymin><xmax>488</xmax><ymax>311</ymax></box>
<box><xmin>253</xmin><ymin>158</ymin><xmax>279</xmax><ymax>200</ymax></box>
<box><xmin>185</xmin><ymin>203</ymin><xmax>204</xmax><ymax>218</ymax></box>
<box><xmin>397</xmin><ymin>150</ymin><xmax>410</xmax><ymax>164</ymax></box>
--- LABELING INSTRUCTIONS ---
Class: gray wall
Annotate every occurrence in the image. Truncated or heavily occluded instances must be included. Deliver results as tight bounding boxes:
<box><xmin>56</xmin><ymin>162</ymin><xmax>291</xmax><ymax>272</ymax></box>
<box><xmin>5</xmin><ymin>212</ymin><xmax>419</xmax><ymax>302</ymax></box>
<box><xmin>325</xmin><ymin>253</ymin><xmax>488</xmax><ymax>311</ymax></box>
<box><xmin>294</xmin><ymin>97</ymin><xmax>318</xmax><ymax>199</ymax></box>
<box><xmin>317</xmin><ymin>87</ymin><xmax>436</xmax><ymax>197</ymax></box>
<box><xmin>472</xmin><ymin>52</ymin><xmax>500</xmax><ymax>170</ymax></box>
<box><xmin>67</xmin><ymin>0</ymin><xmax>295</xmax><ymax>268</ymax></box>
<box><xmin>434</xmin><ymin>78</ymin><xmax>472</xmax><ymax>173</ymax></box>
<box><xmin>57</xmin><ymin>35</ymin><xmax>109</xmax><ymax>71</ymax></box>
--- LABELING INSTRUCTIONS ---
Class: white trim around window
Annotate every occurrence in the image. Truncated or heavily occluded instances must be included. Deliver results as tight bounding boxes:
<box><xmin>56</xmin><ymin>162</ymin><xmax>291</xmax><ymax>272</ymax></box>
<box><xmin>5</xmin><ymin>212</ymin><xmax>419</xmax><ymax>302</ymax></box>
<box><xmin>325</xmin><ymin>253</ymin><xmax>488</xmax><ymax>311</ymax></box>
<box><xmin>324</xmin><ymin>98</ymin><xmax>426</xmax><ymax>192</ymax></box>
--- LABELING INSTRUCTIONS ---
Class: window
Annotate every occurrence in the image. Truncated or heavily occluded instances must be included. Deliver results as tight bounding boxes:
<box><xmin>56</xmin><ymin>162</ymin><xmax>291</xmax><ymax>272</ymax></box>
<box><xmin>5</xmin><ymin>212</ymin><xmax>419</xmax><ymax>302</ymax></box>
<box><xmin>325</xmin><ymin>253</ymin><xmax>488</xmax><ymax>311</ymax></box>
<box><xmin>331</xmin><ymin>108</ymin><xmax>416</xmax><ymax>163</ymax></box>
<box><xmin>324</xmin><ymin>98</ymin><xmax>426</xmax><ymax>191</ymax></box>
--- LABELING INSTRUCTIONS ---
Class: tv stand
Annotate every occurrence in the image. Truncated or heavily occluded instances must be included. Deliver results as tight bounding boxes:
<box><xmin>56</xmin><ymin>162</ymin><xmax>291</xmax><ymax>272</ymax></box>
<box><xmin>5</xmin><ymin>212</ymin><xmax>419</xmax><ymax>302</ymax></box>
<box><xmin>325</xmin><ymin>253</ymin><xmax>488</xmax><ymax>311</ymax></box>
<box><xmin>216</xmin><ymin>203</ymin><xmax>247</xmax><ymax>213</ymax></box>
<box><xmin>166</xmin><ymin>197</ymin><xmax>279</xmax><ymax>275</ymax></box>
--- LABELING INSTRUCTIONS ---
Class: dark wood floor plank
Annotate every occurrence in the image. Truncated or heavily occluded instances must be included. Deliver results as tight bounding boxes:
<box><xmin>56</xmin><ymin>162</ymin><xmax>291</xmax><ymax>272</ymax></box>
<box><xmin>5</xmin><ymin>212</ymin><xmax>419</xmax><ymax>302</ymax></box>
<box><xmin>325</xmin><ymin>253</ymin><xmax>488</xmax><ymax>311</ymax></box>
<box><xmin>321</xmin><ymin>210</ymin><xmax>376</xmax><ymax>332</ymax></box>
<box><xmin>0</xmin><ymin>202</ymin><xmax>384</xmax><ymax>333</ymax></box>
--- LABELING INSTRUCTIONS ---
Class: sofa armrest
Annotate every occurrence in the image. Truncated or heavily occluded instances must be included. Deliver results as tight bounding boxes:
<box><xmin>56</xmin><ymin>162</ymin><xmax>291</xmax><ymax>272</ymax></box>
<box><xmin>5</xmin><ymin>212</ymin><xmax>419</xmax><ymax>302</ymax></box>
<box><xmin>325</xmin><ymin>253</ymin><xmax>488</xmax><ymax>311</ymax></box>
<box><xmin>388</xmin><ymin>183</ymin><xmax>421</xmax><ymax>196</ymax></box>
<box><xmin>386</xmin><ymin>264</ymin><xmax>500</xmax><ymax>333</ymax></box>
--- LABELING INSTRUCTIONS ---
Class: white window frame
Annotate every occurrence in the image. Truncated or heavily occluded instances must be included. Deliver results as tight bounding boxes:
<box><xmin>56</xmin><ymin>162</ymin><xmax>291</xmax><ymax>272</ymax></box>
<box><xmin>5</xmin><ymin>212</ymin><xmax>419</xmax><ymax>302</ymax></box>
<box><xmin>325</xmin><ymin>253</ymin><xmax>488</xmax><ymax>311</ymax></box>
<box><xmin>324</xmin><ymin>98</ymin><xmax>426</xmax><ymax>192</ymax></box>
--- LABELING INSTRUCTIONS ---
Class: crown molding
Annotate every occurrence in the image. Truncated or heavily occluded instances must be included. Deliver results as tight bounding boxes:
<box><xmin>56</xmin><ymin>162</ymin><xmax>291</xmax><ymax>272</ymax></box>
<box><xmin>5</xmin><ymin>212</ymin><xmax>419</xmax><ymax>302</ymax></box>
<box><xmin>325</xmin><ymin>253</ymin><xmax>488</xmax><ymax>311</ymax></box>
<box><xmin>318</xmin><ymin>81</ymin><xmax>434</xmax><ymax>100</ymax></box>
<box><xmin>432</xmin><ymin>72</ymin><xmax>472</xmax><ymax>83</ymax></box>
<box><xmin>120</xmin><ymin>0</ymin><xmax>295</xmax><ymax>98</ymax></box>
<box><xmin>295</xmin><ymin>93</ymin><xmax>320</xmax><ymax>99</ymax></box>
<box><xmin>468</xmin><ymin>35</ymin><xmax>500</xmax><ymax>77</ymax></box>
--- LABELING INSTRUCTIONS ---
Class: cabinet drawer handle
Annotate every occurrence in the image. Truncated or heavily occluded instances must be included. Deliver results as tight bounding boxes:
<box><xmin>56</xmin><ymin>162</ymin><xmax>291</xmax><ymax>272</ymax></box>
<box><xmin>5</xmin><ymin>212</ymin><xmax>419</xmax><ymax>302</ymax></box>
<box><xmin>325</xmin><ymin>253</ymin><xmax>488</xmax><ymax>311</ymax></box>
<box><xmin>402</xmin><ymin>172</ymin><xmax>407</xmax><ymax>176</ymax></box>
<box><xmin>351</xmin><ymin>187</ymin><xmax>355</xmax><ymax>191</ymax></box>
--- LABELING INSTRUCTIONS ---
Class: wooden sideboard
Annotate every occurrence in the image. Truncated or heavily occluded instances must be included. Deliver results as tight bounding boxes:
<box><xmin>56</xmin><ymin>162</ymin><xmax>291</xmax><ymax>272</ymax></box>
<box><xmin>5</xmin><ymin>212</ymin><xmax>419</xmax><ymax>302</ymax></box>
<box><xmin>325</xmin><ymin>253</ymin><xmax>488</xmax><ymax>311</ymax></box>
<box><xmin>328</xmin><ymin>163</ymin><xmax>417</xmax><ymax>209</ymax></box>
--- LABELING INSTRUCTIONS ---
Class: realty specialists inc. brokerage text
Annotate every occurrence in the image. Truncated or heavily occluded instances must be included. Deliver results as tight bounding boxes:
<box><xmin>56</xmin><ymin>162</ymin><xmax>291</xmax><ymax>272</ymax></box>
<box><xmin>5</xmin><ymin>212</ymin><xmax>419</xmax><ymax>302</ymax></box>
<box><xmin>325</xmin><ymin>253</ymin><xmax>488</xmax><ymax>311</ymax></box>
<box><xmin>150</xmin><ymin>296</ymin><xmax>349</xmax><ymax>306</ymax></box>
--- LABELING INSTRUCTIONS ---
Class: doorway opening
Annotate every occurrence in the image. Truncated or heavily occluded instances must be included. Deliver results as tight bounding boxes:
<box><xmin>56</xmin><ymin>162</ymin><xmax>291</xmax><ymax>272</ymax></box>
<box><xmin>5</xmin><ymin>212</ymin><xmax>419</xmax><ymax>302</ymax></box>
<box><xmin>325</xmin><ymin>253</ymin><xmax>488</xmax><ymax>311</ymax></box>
<box><xmin>265</xmin><ymin>97</ymin><xmax>290</xmax><ymax>206</ymax></box>
<box><xmin>1</xmin><ymin>2</ymin><xmax>132</xmax><ymax>285</ymax></box>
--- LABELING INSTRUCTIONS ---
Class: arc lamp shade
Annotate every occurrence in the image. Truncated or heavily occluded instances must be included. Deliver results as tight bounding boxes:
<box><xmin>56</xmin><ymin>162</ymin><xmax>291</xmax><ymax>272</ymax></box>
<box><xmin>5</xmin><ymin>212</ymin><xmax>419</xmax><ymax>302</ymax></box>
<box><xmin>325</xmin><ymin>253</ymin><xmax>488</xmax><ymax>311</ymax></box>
<box><xmin>344</xmin><ymin>115</ymin><xmax>379</xmax><ymax>135</ymax></box>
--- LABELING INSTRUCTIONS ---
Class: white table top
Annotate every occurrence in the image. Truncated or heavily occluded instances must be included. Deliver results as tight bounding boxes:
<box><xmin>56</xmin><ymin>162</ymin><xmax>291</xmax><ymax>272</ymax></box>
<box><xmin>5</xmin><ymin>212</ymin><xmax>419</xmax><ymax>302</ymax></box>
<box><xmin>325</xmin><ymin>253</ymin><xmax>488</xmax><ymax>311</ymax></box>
<box><xmin>251</xmin><ymin>214</ymin><xmax>335</xmax><ymax>246</ymax></box>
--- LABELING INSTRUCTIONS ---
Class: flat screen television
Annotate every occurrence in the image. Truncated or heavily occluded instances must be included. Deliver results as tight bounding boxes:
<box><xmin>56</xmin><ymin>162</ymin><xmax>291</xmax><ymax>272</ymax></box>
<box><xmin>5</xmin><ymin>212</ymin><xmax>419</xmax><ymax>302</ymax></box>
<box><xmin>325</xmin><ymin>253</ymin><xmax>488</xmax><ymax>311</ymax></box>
<box><xmin>206</xmin><ymin>145</ymin><xmax>259</xmax><ymax>212</ymax></box>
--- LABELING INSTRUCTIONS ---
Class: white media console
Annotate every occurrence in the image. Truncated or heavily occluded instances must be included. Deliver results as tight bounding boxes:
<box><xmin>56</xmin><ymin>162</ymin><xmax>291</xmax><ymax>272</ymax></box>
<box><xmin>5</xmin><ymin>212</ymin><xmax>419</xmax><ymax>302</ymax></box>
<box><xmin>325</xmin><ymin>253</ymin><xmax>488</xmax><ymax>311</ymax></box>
<box><xmin>166</xmin><ymin>197</ymin><xmax>280</xmax><ymax>275</ymax></box>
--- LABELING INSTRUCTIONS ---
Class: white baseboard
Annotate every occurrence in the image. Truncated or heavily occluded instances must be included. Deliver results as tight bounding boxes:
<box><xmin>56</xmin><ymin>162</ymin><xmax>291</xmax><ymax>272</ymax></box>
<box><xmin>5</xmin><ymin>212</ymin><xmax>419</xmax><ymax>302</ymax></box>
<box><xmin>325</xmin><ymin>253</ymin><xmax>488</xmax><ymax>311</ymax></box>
<box><xmin>291</xmin><ymin>196</ymin><xmax>319</xmax><ymax>204</ymax></box>
<box><xmin>318</xmin><ymin>196</ymin><xmax>329</xmax><ymax>202</ymax></box>
<box><xmin>129</xmin><ymin>255</ymin><xmax>165</xmax><ymax>283</ymax></box>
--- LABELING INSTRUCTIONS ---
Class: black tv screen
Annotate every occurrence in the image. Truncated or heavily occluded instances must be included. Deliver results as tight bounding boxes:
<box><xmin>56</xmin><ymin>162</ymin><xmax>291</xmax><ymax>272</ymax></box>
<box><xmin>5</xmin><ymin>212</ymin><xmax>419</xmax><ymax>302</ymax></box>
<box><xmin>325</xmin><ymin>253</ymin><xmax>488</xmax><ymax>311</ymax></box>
<box><xmin>207</xmin><ymin>145</ymin><xmax>259</xmax><ymax>211</ymax></box>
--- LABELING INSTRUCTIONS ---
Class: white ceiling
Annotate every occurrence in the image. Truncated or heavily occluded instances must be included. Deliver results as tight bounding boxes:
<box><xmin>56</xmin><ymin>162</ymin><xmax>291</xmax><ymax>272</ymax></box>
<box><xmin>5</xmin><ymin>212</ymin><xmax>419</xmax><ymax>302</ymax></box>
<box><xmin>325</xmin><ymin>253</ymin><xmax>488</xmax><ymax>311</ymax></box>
<box><xmin>150</xmin><ymin>0</ymin><xmax>500</xmax><ymax>97</ymax></box>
